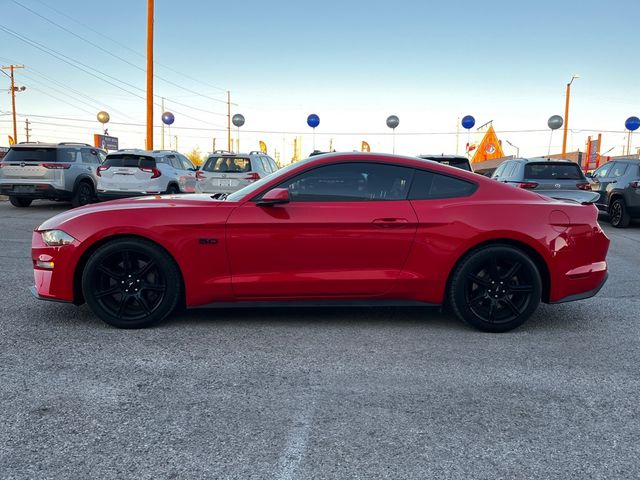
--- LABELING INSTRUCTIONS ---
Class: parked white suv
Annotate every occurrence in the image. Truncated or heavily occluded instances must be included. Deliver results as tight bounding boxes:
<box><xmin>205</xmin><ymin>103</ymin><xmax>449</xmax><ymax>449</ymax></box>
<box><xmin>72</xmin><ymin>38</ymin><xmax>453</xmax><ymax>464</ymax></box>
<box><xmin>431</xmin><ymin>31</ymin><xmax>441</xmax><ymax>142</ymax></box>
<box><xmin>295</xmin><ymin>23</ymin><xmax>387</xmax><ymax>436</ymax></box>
<box><xmin>97</xmin><ymin>149</ymin><xmax>197</xmax><ymax>200</ymax></box>
<box><xmin>195</xmin><ymin>150</ymin><xmax>279</xmax><ymax>195</ymax></box>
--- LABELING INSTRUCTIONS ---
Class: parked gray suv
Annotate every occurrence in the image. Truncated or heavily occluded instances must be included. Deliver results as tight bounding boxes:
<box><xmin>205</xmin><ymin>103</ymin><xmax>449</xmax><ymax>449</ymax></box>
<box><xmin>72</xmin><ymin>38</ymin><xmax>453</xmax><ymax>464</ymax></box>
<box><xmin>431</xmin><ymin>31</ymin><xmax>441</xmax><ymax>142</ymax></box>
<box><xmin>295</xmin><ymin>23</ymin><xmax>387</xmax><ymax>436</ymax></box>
<box><xmin>493</xmin><ymin>157</ymin><xmax>590</xmax><ymax>189</ymax></box>
<box><xmin>589</xmin><ymin>159</ymin><xmax>640</xmax><ymax>228</ymax></box>
<box><xmin>0</xmin><ymin>142</ymin><xmax>105</xmax><ymax>208</ymax></box>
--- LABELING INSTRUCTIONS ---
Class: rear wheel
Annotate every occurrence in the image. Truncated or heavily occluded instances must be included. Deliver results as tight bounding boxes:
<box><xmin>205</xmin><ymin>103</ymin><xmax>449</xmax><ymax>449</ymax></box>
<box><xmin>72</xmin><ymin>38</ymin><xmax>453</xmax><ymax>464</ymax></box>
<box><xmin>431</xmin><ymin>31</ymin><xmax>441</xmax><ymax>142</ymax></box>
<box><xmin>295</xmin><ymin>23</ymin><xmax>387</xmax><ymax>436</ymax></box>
<box><xmin>82</xmin><ymin>238</ymin><xmax>182</xmax><ymax>328</ymax></box>
<box><xmin>72</xmin><ymin>181</ymin><xmax>94</xmax><ymax>208</ymax></box>
<box><xmin>609</xmin><ymin>198</ymin><xmax>630</xmax><ymax>228</ymax></box>
<box><xmin>166</xmin><ymin>184</ymin><xmax>179</xmax><ymax>194</ymax></box>
<box><xmin>448</xmin><ymin>245</ymin><xmax>542</xmax><ymax>333</ymax></box>
<box><xmin>9</xmin><ymin>196</ymin><xmax>32</xmax><ymax>208</ymax></box>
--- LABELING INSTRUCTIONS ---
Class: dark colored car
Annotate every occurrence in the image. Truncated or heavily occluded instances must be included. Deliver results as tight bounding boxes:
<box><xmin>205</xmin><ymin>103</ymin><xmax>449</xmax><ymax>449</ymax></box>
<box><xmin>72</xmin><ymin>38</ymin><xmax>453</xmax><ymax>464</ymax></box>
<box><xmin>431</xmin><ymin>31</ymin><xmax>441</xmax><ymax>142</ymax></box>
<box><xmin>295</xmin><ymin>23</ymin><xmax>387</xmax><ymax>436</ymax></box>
<box><xmin>418</xmin><ymin>155</ymin><xmax>473</xmax><ymax>172</ymax></box>
<box><xmin>31</xmin><ymin>153</ymin><xmax>609</xmax><ymax>333</ymax></box>
<box><xmin>589</xmin><ymin>159</ymin><xmax>640</xmax><ymax>228</ymax></box>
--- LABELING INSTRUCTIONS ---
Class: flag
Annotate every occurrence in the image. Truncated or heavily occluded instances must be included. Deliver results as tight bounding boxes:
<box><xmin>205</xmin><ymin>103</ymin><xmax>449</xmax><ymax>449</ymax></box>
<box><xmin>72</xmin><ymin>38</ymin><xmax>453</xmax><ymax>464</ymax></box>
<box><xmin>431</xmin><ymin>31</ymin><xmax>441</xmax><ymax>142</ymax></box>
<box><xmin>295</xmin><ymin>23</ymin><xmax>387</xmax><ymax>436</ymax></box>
<box><xmin>470</xmin><ymin>125</ymin><xmax>505</xmax><ymax>163</ymax></box>
<box><xmin>361</xmin><ymin>141</ymin><xmax>370</xmax><ymax>152</ymax></box>
<box><xmin>259</xmin><ymin>140</ymin><xmax>267</xmax><ymax>153</ymax></box>
<box><xmin>8</xmin><ymin>135</ymin><xmax>15</xmax><ymax>145</ymax></box>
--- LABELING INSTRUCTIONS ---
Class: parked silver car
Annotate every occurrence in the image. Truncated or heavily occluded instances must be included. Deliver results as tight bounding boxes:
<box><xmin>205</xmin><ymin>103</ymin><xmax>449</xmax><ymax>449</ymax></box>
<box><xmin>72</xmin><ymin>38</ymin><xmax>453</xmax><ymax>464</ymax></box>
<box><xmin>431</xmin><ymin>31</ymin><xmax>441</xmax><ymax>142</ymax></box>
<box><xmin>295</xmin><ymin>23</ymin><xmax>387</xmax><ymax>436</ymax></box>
<box><xmin>97</xmin><ymin>149</ymin><xmax>197</xmax><ymax>201</ymax></box>
<box><xmin>195</xmin><ymin>150</ymin><xmax>278</xmax><ymax>195</ymax></box>
<box><xmin>0</xmin><ymin>142</ymin><xmax>105</xmax><ymax>208</ymax></box>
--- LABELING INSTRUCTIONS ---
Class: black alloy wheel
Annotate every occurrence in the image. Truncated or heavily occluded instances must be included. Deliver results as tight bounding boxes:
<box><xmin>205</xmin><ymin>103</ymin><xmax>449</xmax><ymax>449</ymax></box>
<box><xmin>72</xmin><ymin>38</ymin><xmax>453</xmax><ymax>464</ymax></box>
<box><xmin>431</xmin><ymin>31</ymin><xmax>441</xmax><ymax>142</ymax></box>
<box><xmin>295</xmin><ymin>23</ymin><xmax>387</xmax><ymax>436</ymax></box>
<box><xmin>166</xmin><ymin>184</ymin><xmax>179</xmax><ymax>194</ymax></box>
<box><xmin>72</xmin><ymin>182</ymin><xmax>94</xmax><ymax>207</ymax></box>
<box><xmin>82</xmin><ymin>238</ymin><xmax>181</xmax><ymax>328</ymax></box>
<box><xmin>609</xmin><ymin>198</ymin><xmax>630</xmax><ymax>228</ymax></box>
<box><xmin>448</xmin><ymin>245</ymin><xmax>542</xmax><ymax>332</ymax></box>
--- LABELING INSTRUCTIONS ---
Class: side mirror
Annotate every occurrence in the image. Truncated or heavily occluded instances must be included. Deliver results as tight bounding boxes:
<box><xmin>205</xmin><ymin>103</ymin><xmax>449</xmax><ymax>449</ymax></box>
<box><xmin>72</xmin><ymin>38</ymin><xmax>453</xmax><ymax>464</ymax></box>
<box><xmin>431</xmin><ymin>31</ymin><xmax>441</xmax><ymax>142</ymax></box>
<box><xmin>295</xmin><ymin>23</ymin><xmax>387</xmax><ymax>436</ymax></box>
<box><xmin>257</xmin><ymin>187</ymin><xmax>290</xmax><ymax>206</ymax></box>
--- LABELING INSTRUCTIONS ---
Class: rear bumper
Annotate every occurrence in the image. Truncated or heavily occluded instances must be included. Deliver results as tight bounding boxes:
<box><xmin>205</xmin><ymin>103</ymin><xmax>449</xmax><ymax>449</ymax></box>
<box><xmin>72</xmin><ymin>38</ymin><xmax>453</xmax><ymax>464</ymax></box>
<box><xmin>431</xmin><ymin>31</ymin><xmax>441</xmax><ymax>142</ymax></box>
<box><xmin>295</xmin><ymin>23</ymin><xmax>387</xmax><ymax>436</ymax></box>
<box><xmin>549</xmin><ymin>271</ymin><xmax>608</xmax><ymax>304</ymax></box>
<box><xmin>0</xmin><ymin>183</ymin><xmax>70</xmax><ymax>199</ymax></box>
<box><xmin>97</xmin><ymin>190</ymin><xmax>156</xmax><ymax>201</ymax></box>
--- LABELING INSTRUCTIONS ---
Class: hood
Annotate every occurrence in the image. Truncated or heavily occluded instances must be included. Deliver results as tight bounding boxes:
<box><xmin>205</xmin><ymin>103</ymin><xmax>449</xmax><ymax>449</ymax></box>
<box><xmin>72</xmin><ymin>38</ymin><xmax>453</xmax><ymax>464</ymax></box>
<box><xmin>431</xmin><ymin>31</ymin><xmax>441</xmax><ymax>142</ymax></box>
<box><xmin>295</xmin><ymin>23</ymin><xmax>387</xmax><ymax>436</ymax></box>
<box><xmin>37</xmin><ymin>194</ymin><xmax>226</xmax><ymax>231</ymax></box>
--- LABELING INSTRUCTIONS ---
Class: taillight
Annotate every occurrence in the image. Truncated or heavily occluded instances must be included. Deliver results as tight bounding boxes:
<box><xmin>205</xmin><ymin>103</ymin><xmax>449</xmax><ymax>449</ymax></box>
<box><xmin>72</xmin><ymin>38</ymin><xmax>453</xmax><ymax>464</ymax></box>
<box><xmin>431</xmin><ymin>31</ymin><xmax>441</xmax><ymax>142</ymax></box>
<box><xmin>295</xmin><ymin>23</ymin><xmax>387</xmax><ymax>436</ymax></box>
<box><xmin>516</xmin><ymin>182</ymin><xmax>538</xmax><ymax>189</ymax></box>
<box><xmin>244</xmin><ymin>172</ymin><xmax>261</xmax><ymax>182</ymax></box>
<box><xmin>0</xmin><ymin>163</ymin><xmax>6</xmax><ymax>168</ymax></box>
<box><xmin>96</xmin><ymin>165</ymin><xmax>109</xmax><ymax>177</ymax></box>
<box><xmin>41</xmin><ymin>163</ymin><xmax>71</xmax><ymax>169</ymax></box>
<box><xmin>140</xmin><ymin>166</ymin><xmax>161</xmax><ymax>179</ymax></box>
<box><xmin>576</xmin><ymin>182</ymin><xmax>592</xmax><ymax>191</ymax></box>
<box><xmin>195</xmin><ymin>171</ymin><xmax>206</xmax><ymax>180</ymax></box>
<box><xmin>631</xmin><ymin>181</ymin><xmax>640</xmax><ymax>189</ymax></box>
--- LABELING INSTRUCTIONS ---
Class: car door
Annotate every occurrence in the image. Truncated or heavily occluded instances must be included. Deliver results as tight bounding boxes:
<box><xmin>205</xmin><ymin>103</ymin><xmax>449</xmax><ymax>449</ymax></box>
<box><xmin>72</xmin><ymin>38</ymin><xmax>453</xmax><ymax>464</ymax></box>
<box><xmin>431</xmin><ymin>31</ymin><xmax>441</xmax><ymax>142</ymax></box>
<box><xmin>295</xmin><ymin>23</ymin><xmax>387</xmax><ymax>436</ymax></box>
<box><xmin>177</xmin><ymin>154</ymin><xmax>197</xmax><ymax>192</ymax></box>
<box><xmin>590</xmin><ymin>163</ymin><xmax>615</xmax><ymax>207</ymax></box>
<box><xmin>226</xmin><ymin>161</ymin><xmax>418</xmax><ymax>298</ymax></box>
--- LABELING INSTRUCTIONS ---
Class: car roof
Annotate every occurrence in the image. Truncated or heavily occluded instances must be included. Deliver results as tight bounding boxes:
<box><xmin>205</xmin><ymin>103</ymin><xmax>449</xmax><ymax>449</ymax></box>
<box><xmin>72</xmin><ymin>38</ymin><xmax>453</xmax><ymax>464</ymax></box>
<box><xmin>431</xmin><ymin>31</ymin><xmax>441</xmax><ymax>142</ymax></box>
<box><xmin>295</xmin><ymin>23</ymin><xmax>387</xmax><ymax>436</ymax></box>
<box><xmin>418</xmin><ymin>154</ymin><xmax>469</xmax><ymax>161</ymax></box>
<box><xmin>12</xmin><ymin>142</ymin><xmax>94</xmax><ymax>149</ymax></box>
<box><xmin>107</xmin><ymin>149</ymin><xmax>181</xmax><ymax>158</ymax></box>
<box><xmin>611</xmin><ymin>158</ymin><xmax>640</xmax><ymax>163</ymax></box>
<box><xmin>205</xmin><ymin>150</ymin><xmax>266</xmax><ymax>158</ymax></box>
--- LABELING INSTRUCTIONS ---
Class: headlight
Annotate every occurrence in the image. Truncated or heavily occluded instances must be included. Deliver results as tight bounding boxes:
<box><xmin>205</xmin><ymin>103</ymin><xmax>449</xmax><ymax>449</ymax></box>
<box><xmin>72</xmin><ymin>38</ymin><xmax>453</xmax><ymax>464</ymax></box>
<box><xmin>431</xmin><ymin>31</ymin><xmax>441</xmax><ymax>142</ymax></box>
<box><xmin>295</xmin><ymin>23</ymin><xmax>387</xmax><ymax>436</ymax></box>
<box><xmin>41</xmin><ymin>230</ymin><xmax>76</xmax><ymax>246</ymax></box>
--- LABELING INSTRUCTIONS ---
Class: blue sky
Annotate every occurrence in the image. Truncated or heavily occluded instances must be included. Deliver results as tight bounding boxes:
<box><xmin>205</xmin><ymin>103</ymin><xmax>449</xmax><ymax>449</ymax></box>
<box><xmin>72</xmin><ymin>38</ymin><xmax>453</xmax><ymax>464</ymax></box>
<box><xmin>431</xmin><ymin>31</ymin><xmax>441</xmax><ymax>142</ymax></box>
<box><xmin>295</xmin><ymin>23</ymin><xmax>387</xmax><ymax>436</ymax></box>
<box><xmin>1</xmin><ymin>0</ymin><xmax>639</xmax><ymax>160</ymax></box>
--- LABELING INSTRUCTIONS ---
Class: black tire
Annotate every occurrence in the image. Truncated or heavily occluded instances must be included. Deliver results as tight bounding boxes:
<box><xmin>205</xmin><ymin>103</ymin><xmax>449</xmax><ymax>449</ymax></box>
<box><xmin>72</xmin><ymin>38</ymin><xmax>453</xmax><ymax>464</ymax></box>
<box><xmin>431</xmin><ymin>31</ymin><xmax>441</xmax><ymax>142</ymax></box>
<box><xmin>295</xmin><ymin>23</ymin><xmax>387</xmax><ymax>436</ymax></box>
<box><xmin>448</xmin><ymin>244</ymin><xmax>542</xmax><ymax>333</ymax></box>
<box><xmin>82</xmin><ymin>238</ymin><xmax>182</xmax><ymax>329</ymax></box>
<box><xmin>9</xmin><ymin>196</ymin><xmax>32</xmax><ymax>208</ymax></box>
<box><xmin>609</xmin><ymin>198</ymin><xmax>630</xmax><ymax>228</ymax></box>
<box><xmin>166</xmin><ymin>184</ymin><xmax>179</xmax><ymax>194</ymax></box>
<box><xmin>72</xmin><ymin>181</ymin><xmax>95</xmax><ymax>208</ymax></box>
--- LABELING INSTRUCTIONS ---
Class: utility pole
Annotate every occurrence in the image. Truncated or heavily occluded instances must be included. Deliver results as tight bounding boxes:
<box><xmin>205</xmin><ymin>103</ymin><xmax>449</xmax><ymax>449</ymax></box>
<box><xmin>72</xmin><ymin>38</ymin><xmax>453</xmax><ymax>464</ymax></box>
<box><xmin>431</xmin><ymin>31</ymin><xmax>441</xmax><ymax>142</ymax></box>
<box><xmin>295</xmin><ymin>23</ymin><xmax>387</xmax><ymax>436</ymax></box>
<box><xmin>227</xmin><ymin>91</ymin><xmax>231</xmax><ymax>151</ymax></box>
<box><xmin>174</xmin><ymin>135</ymin><xmax>178</xmax><ymax>152</ymax></box>
<box><xmin>25</xmin><ymin>118</ymin><xmax>31</xmax><ymax>142</ymax></box>
<box><xmin>2</xmin><ymin>64</ymin><xmax>25</xmax><ymax>143</ymax></box>
<box><xmin>146</xmin><ymin>0</ymin><xmax>154</xmax><ymax>150</ymax></box>
<box><xmin>562</xmin><ymin>74</ymin><xmax>580</xmax><ymax>159</ymax></box>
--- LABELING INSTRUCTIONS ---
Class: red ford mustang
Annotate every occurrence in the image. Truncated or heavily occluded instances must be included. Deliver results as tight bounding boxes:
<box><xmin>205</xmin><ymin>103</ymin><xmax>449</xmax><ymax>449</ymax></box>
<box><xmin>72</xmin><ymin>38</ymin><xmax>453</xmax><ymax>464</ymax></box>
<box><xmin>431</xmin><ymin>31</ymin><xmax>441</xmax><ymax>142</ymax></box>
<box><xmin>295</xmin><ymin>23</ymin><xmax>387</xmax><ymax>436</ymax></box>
<box><xmin>31</xmin><ymin>153</ymin><xmax>609</xmax><ymax>332</ymax></box>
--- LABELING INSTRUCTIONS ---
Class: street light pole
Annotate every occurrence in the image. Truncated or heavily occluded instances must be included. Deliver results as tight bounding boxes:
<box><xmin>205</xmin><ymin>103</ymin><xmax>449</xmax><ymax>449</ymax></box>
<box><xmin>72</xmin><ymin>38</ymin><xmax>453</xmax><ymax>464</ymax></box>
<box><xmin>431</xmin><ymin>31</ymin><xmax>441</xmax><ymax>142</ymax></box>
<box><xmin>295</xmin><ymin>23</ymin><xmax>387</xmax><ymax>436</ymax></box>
<box><xmin>505</xmin><ymin>140</ymin><xmax>520</xmax><ymax>158</ymax></box>
<box><xmin>562</xmin><ymin>74</ymin><xmax>579</xmax><ymax>159</ymax></box>
<box><xmin>146</xmin><ymin>0</ymin><xmax>154</xmax><ymax>150</ymax></box>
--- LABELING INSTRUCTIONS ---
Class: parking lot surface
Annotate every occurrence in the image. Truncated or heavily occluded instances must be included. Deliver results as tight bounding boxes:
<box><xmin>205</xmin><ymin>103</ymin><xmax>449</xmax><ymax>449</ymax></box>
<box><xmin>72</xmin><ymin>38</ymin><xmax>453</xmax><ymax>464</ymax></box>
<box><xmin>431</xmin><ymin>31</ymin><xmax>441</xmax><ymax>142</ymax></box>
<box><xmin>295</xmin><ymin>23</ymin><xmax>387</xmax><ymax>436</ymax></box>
<box><xmin>1</xmin><ymin>200</ymin><xmax>639</xmax><ymax>479</ymax></box>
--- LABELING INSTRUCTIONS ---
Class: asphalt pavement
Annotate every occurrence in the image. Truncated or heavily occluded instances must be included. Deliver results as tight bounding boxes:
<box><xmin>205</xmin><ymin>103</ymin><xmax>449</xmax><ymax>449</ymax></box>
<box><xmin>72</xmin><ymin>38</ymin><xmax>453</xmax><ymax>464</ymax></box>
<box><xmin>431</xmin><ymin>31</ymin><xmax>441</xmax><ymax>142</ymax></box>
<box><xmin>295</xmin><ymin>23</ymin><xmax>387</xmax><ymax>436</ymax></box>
<box><xmin>1</xmin><ymin>200</ymin><xmax>639</xmax><ymax>480</ymax></box>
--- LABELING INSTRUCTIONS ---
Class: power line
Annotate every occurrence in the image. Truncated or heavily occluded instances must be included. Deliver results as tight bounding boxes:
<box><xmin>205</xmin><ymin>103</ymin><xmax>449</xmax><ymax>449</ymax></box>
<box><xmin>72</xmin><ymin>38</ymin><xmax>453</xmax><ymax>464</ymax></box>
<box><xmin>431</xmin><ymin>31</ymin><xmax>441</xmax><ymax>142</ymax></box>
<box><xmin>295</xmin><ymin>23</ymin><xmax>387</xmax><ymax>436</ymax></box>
<box><xmin>11</xmin><ymin>0</ymin><xmax>229</xmax><ymax>105</ymax></box>
<box><xmin>25</xmin><ymin>0</ymin><xmax>229</xmax><ymax>94</ymax></box>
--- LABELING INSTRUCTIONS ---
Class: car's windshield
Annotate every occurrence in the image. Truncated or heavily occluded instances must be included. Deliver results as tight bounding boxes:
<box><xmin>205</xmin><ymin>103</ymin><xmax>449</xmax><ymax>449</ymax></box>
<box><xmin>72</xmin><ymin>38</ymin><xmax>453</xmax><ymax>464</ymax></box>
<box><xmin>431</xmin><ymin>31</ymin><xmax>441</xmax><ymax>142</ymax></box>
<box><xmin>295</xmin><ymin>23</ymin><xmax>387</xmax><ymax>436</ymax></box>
<box><xmin>525</xmin><ymin>162</ymin><xmax>583</xmax><ymax>180</ymax></box>
<box><xmin>203</xmin><ymin>156</ymin><xmax>251</xmax><ymax>172</ymax></box>
<box><xmin>226</xmin><ymin>157</ymin><xmax>316</xmax><ymax>201</ymax></box>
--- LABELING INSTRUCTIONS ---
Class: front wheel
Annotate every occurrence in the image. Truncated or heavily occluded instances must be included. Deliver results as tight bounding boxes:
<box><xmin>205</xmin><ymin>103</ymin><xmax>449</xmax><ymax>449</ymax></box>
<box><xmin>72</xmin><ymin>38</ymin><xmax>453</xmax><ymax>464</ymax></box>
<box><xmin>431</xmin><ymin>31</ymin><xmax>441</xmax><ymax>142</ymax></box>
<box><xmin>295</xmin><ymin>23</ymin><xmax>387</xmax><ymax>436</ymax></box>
<box><xmin>82</xmin><ymin>238</ymin><xmax>182</xmax><ymax>328</ymax></box>
<box><xmin>609</xmin><ymin>198</ymin><xmax>630</xmax><ymax>228</ymax></box>
<box><xmin>9</xmin><ymin>196</ymin><xmax>32</xmax><ymax>208</ymax></box>
<box><xmin>448</xmin><ymin>245</ymin><xmax>542</xmax><ymax>333</ymax></box>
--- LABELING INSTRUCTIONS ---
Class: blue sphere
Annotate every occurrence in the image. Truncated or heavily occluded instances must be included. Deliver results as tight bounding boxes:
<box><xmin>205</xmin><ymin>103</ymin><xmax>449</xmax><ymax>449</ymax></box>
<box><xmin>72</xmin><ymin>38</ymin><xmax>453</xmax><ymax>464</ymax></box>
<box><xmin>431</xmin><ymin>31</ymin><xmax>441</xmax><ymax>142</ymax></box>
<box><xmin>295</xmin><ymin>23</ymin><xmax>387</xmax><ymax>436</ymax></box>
<box><xmin>161</xmin><ymin>112</ymin><xmax>175</xmax><ymax>125</ymax></box>
<box><xmin>625</xmin><ymin>116</ymin><xmax>640</xmax><ymax>132</ymax></box>
<box><xmin>307</xmin><ymin>114</ymin><xmax>320</xmax><ymax>128</ymax></box>
<box><xmin>461</xmin><ymin>115</ymin><xmax>475</xmax><ymax>130</ymax></box>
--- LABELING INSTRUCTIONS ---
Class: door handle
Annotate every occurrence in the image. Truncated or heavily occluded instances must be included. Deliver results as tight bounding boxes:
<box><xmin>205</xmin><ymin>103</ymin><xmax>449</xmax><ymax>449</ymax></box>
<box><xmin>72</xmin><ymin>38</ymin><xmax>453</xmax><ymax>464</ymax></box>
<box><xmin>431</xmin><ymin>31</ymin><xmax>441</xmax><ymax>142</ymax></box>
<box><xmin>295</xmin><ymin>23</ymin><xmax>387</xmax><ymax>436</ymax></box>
<box><xmin>372</xmin><ymin>218</ymin><xmax>409</xmax><ymax>228</ymax></box>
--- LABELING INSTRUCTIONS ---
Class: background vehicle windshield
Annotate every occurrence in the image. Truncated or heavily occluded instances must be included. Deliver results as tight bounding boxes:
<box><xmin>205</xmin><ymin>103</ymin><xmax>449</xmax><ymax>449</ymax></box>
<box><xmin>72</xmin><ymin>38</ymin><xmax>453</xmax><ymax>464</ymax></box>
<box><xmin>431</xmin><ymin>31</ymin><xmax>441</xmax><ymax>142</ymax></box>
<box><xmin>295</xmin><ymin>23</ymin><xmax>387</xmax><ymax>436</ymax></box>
<box><xmin>203</xmin><ymin>157</ymin><xmax>251</xmax><ymax>172</ymax></box>
<box><xmin>4</xmin><ymin>147</ymin><xmax>57</xmax><ymax>163</ymax></box>
<box><xmin>524</xmin><ymin>163</ymin><xmax>583</xmax><ymax>179</ymax></box>
<box><xmin>103</xmin><ymin>155</ymin><xmax>155</xmax><ymax>168</ymax></box>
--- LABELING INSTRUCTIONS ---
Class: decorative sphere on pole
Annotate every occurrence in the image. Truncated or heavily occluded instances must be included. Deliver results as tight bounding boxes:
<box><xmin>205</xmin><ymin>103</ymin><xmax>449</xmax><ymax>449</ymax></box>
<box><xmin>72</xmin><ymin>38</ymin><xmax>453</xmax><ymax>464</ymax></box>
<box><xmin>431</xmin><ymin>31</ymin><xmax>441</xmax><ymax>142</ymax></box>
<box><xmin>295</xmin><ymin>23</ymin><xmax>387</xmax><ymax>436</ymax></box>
<box><xmin>547</xmin><ymin>115</ymin><xmax>564</xmax><ymax>130</ymax></box>
<box><xmin>306</xmin><ymin>114</ymin><xmax>320</xmax><ymax>129</ymax></box>
<box><xmin>461</xmin><ymin>115</ymin><xmax>475</xmax><ymax>130</ymax></box>
<box><xmin>625</xmin><ymin>116</ymin><xmax>640</xmax><ymax>132</ymax></box>
<box><xmin>386</xmin><ymin>115</ymin><xmax>400</xmax><ymax>130</ymax></box>
<box><xmin>232</xmin><ymin>114</ymin><xmax>245</xmax><ymax>128</ymax></box>
<box><xmin>161</xmin><ymin>111</ymin><xmax>175</xmax><ymax>125</ymax></box>
<box><xmin>97</xmin><ymin>111</ymin><xmax>110</xmax><ymax>124</ymax></box>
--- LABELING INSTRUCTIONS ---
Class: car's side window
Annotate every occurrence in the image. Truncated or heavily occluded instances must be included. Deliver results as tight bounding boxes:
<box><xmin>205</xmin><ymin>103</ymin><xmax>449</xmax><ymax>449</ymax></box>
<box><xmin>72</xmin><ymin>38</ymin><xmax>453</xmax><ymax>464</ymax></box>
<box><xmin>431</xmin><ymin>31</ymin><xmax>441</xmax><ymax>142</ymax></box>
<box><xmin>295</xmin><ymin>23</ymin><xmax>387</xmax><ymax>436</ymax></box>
<box><xmin>610</xmin><ymin>163</ymin><xmax>628</xmax><ymax>177</ymax></box>
<box><xmin>408</xmin><ymin>170</ymin><xmax>477</xmax><ymax>200</ymax></box>
<box><xmin>179</xmin><ymin>155</ymin><xmax>195</xmax><ymax>171</ymax></box>
<box><xmin>492</xmin><ymin>162</ymin><xmax>507</xmax><ymax>179</ymax></box>
<box><xmin>593</xmin><ymin>164</ymin><xmax>611</xmax><ymax>178</ymax></box>
<box><xmin>166</xmin><ymin>155</ymin><xmax>181</xmax><ymax>169</ymax></box>
<box><xmin>81</xmin><ymin>148</ymin><xmax>101</xmax><ymax>164</ymax></box>
<box><xmin>277</xmin><ymin>162</ymin><xmax>414</xmax><ymax>202</ymax></box>
<box><xmin>268</xmin><ymin>157</ymin><xmax>279</xmax><ymax>172</ymax></box>
<box><xmin>260</xmin><ymin>156</ymin><xmax>272</xmax><ymax>173</ymax></box>
<box><xmin>504</xmin><ymin>162</ymin><xmax>518</xmax><ymax>179</ymax></box>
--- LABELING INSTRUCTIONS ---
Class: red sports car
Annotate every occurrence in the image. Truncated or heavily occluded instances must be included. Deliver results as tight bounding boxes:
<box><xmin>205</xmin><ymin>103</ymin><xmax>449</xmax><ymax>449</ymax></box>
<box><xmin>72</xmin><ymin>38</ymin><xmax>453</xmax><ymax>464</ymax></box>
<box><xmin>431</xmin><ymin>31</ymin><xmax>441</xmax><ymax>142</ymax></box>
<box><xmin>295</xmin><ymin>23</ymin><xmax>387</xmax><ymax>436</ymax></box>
<box><xmin>31</xmin><ymin>153</ymin><xmax>609</xmax><ymax>332</ymax></box>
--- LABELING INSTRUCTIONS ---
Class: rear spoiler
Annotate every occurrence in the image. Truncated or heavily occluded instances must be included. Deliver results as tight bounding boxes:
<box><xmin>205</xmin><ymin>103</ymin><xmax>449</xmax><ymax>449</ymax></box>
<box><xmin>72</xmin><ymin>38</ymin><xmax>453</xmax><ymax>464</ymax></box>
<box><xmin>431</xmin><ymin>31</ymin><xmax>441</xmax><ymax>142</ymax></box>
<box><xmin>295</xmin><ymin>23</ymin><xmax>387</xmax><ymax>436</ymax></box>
<box><xmin>543</xmin><ymin>190</ymin><xmax>599</xmax><ymax>205</ymax></box>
